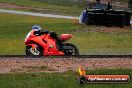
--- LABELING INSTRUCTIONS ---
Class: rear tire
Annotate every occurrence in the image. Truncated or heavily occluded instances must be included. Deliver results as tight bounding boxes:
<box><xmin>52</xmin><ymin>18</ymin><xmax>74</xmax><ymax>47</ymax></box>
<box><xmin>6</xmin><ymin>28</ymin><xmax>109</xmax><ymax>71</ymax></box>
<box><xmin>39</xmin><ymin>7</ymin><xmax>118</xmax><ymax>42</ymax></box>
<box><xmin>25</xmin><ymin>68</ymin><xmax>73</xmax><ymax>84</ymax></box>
<box><xmin>25</xmin><ymin>45</ymin><xmax>43</xmax><ymax>56</ymax></box>
<box><xmin>62</xmin><ymin>43</ymin><xmax>79</xmax><ymax>56</ymax></box>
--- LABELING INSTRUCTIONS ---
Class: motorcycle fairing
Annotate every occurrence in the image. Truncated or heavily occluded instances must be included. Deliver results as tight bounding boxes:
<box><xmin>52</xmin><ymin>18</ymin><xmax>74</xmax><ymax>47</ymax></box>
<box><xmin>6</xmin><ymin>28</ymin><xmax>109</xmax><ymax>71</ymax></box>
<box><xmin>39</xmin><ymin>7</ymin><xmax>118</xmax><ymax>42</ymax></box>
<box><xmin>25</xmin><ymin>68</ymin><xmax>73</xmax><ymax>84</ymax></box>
<box><xmin>60</xmin><ymin>34</ymin><xmax>72</xmax><ymax>41</ymax></box>
<box><xmin>26</xmin><ymin>34</ymin><xmax>64</xmax><ymax>56</ymax></box>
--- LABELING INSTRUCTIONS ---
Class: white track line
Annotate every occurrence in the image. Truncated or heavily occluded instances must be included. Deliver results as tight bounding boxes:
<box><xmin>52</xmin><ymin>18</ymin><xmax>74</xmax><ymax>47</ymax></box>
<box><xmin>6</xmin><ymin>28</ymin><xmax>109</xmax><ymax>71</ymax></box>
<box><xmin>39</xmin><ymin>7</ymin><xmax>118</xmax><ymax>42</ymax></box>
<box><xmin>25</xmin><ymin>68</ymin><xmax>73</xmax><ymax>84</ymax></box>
<box><xmin>0</xmin><ymin>9</ymin><xmax>79</xmax><ymax>20</ymax></box>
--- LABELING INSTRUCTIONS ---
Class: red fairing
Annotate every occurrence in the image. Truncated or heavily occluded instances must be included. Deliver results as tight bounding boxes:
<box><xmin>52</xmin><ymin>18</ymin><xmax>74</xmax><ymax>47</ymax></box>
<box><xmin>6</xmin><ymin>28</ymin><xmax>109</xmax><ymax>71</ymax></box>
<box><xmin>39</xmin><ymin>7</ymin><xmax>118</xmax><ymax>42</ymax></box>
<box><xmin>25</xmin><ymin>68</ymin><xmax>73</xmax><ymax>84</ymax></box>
<box><xmin>25</xmin><ymin>31</ymin><xmax>65</xmax><ymax>56</ymax></box>
<box><xmin>60</xmin><ymin>34</ymin><xmax>72</xmax><ymax>41</ymax></box>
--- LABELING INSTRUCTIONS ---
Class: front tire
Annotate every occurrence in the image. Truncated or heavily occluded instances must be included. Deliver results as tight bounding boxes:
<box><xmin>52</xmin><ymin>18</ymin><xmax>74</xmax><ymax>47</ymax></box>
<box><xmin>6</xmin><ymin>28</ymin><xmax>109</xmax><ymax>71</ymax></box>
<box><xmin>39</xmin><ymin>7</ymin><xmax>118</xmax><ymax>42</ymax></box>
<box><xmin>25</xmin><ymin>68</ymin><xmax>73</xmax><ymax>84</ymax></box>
<box><xmin>25</xmin><ymin>45</ymin><xmax>43</xmax><ymax>56</ymax></box>
<box><xmin>62</xmin><ymin>43</ymin><xmax>79</xmax><ymax>56</ymax></box>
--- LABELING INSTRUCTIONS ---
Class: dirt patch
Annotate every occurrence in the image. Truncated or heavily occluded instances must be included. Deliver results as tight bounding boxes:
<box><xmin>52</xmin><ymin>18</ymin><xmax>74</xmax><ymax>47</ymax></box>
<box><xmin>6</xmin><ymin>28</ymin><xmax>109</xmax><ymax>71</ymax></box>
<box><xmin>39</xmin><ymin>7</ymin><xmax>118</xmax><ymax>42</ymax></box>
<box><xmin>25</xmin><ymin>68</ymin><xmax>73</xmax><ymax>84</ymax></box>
<box><xmin>0</xmin><ymin>57</ymin><xmax>132</xmax><ymax>73</ymax></box>
<box><xmin>96</xmin><ymin>26</ymin><xmax>132</xmax><ymax>33</ymax></box>
<box><xmin>0</xmin><ymin>2</ymin><xmax>65</xmax><ymax>15</ymax></box>
<box><xmin>0</xmin><ymin>2</ymin><xmax>31</xmax><ymax>9</ymax></box>
<box><xmin>71</xmin><ymin>25</ymin><xmax>132</xmax><ymax>34</ymax></box>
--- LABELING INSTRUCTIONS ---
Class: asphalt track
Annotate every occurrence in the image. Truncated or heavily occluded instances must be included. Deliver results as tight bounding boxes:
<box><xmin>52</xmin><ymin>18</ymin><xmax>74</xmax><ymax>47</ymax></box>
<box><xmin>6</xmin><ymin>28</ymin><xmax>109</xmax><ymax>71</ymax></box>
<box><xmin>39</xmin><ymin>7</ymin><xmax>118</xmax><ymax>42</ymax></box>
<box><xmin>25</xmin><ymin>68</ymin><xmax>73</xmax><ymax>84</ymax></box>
<box><xmin>0</xmin><ymin>9</ymin><xmax>132</xmax><ymax>24</ymax></box>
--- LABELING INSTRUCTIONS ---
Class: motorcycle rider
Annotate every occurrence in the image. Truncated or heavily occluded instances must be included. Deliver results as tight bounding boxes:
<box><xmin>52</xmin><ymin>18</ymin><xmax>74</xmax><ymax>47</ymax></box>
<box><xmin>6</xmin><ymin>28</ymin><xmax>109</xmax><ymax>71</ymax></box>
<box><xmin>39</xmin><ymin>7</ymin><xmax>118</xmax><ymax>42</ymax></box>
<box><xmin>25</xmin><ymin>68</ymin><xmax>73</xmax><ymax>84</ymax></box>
<box><xmin>32</xmin><ymin>25</ymin><xmax>62</xmax><ymax>49</ymax></box>
<box><xmin>32</xmin><ymin>25</ymin><xmax>58</xmax><ymax>39</ymax></box>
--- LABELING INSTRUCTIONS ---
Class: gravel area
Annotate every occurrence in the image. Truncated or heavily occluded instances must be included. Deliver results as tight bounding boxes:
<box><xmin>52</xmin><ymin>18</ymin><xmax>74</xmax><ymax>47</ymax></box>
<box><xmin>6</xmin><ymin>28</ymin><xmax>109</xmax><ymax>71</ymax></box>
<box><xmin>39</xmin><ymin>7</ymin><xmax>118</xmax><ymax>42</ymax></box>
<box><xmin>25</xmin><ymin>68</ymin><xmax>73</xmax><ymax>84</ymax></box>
<box><xmin>0</xmin><ymin>57</ymin><xmax>132</xmax><ymax>73</ymax></box>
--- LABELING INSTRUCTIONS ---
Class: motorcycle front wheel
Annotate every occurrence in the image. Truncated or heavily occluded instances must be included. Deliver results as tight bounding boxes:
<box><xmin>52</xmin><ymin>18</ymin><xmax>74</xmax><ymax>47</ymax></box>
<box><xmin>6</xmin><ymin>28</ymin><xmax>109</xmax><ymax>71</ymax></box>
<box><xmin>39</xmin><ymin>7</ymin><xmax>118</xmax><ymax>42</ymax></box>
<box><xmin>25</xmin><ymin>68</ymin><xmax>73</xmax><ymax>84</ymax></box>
<box><xmin>25</xmin><ymin>45</ymin><xmax>43</xmax><ymax>56</ymax></box>
<box><xmin>62</xmin><ymin>43</ymin><xmax>79</xmax><ymax>56</ymax></box>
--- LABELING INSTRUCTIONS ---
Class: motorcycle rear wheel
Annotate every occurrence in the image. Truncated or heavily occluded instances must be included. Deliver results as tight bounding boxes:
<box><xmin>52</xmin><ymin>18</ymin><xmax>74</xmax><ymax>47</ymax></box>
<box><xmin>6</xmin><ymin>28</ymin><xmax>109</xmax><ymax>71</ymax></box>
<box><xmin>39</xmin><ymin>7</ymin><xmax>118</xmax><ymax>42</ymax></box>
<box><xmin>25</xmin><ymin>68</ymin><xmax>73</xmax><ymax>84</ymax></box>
<box><xmin>62</xmin><ymin>43</ymin><xmax>79</xmax><ymax>56</ymax></box>
<box><xmin>25</xmin><ymin>45</ymin><xmax>43</xmax><ymax>56</ymax></box>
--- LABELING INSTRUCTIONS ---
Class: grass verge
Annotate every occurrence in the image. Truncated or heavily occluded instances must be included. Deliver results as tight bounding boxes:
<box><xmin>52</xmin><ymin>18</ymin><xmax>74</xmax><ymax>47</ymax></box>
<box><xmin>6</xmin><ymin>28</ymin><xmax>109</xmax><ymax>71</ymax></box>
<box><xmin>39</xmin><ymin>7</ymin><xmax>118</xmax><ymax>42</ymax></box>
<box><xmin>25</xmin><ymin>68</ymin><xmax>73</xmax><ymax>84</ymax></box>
<box><xmin>0</xmin><ymin>69</ymin><xmax>131</xmax><ymax>88</ymax></box>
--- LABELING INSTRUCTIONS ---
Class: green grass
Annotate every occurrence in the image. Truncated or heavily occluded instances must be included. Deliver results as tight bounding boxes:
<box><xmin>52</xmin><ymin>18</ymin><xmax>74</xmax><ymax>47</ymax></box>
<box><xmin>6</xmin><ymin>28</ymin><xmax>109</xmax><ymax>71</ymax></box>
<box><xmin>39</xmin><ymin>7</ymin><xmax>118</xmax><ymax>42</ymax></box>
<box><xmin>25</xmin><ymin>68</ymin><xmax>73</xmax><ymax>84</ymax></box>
<box><xmin>0</xmin><ymin>69</ymin><xmax>132</xmax><ymax>88</ymax></box>
<box><xmin>70</xmin><ymin>32</ymin><xmax>132</xmax><ymax>55</ymax></box>
<box><xmin>0</xmin><ymin>13</ymin><xmax>132</xmax><ymax>55</ymax></box>
<box><xmin>0</xmin><ymin>0</ymin><xmax>83</xmax><ymax>16</ymax></box>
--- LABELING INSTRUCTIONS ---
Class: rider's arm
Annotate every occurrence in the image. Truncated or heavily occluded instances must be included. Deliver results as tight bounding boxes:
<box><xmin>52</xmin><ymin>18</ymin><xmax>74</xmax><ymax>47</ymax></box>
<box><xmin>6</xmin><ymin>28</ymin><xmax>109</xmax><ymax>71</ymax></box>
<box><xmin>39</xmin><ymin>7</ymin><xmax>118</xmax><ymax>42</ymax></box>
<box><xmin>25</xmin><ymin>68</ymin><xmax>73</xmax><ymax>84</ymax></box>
<box><xmin>34</xmin><ymin>30</ymin><xmax>49</xmax><ymax>36</ymax></box>
<box><xmin>40</xmin><ymin>30</ymin><xmax>49</xmax><ymax>35</ymax></box>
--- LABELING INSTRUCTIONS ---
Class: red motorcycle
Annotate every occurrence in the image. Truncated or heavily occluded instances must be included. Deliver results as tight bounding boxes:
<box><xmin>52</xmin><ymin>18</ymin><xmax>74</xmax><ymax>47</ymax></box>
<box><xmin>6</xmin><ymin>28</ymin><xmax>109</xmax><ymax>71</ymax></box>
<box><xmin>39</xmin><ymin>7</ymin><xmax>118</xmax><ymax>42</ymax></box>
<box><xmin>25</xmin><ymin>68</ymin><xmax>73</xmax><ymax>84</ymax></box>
<box><xmin>25</xmin><ymin>30</ymin><xmax>79</xmax><ymax>56</ymax></box>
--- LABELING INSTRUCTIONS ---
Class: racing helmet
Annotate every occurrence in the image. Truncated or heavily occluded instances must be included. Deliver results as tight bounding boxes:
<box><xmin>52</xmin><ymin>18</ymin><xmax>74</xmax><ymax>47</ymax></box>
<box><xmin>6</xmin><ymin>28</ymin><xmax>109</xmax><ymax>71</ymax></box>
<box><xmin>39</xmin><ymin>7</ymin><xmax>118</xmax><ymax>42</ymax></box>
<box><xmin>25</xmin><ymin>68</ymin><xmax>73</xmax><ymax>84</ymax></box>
<box><xmin>32</xmin><ymin>25</ymin><xmax>41</xmax><ymax>31</ymax></box>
